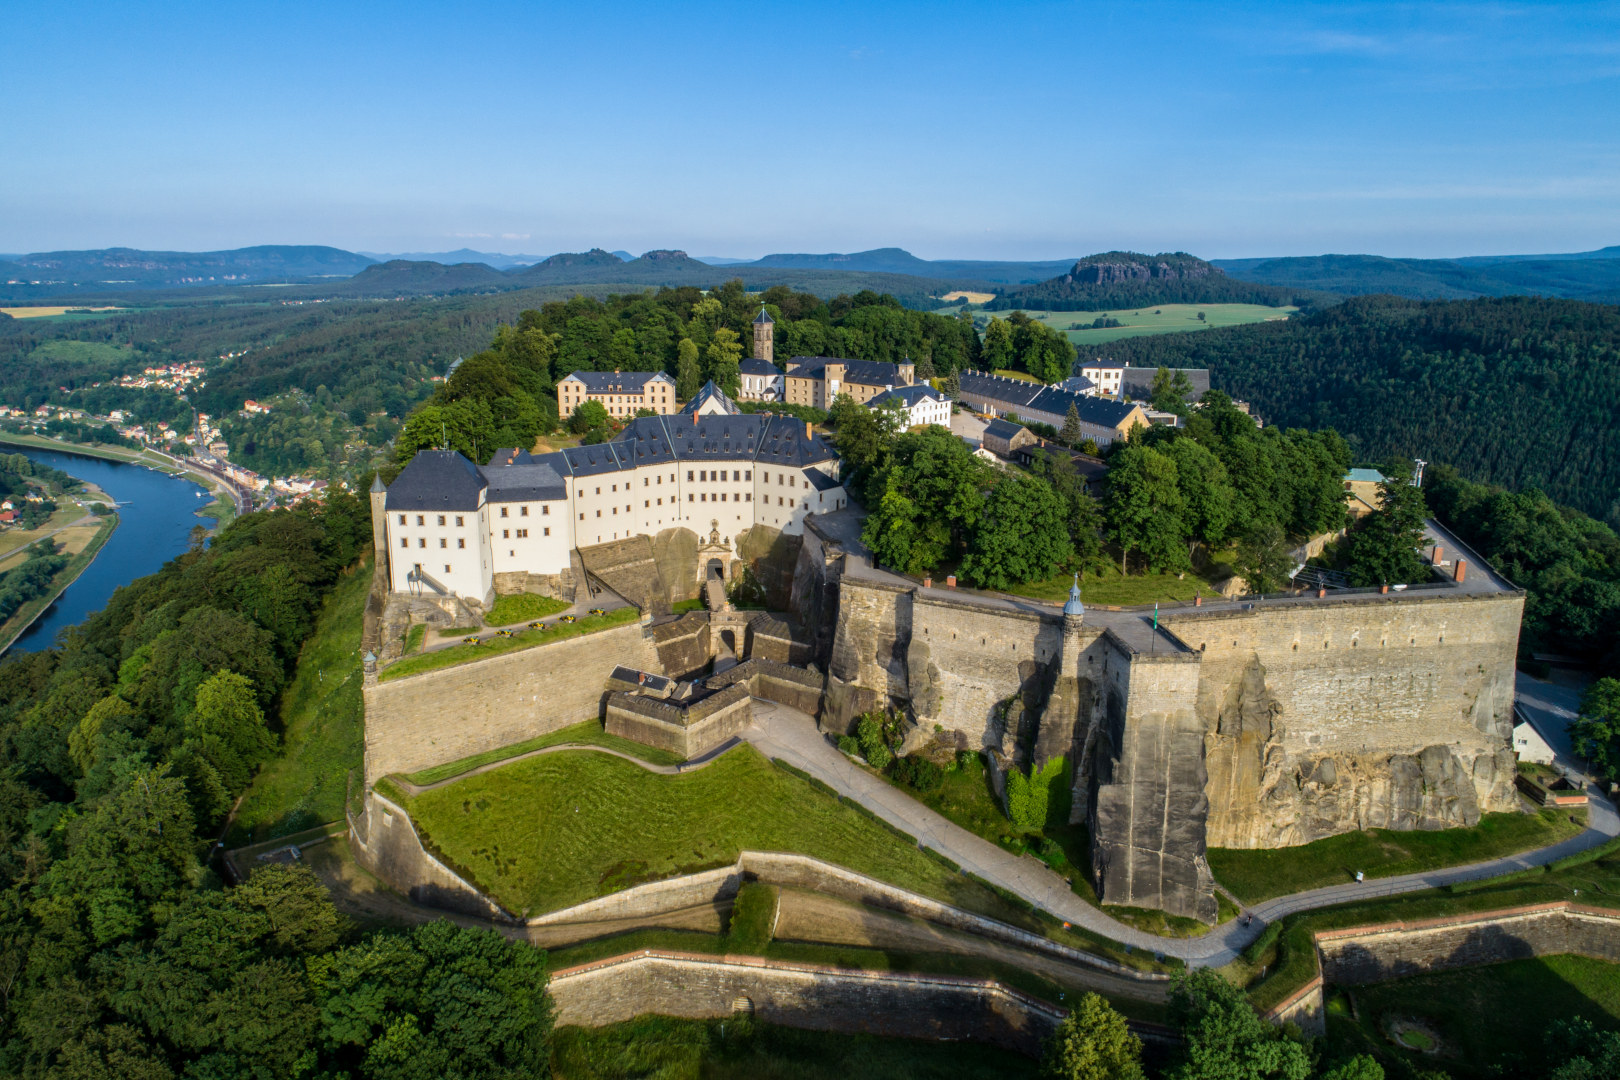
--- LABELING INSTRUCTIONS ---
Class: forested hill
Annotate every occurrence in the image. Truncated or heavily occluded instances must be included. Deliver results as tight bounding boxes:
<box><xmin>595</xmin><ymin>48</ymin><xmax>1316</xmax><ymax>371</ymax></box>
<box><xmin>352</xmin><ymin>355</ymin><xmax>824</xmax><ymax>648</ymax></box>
<box><xmin>1104</xmin><ymin>295</ymin><xmax>1620</xmax><ymax>524</ymax></box>
<box><xmin>1213</xmin><ymin>252</ymin><xmax>1620</xmax><ymax>301</ymax></box>
<box><xmin>987</xmin><ymin>251</ymin><xmax>1326</xmax><ymax>311</ymax></box>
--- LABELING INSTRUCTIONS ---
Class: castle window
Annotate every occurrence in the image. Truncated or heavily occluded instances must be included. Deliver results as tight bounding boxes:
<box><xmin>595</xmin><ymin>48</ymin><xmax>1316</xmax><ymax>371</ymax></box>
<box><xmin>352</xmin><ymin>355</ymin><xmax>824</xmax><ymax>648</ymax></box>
<box><xmin>445</xmin><ymin>564</ymin><xmax>451</xmax><ymax>573</ymax></box>
<box><xmin>542</xmin><ymin>505</ymin><xmax>549</xmax><ymax>515</ymax></box>
<box><xmin>688</xmin><ymin>470</ymin><xmax>694</xmax><ymax>481</ymax></box>
<box><xmin>701</xmin><ymin>493</ymin><xmax>707</xmax><ymax>502</ymax></box>
<box><xmin>503</xmin><ymin>529</ymin><xmax>509</xmax><ymax>538</ymax></box>
<box><xmin>746</xmin><ymin>493</ymin><xmax>752</xmax><ymax>502</ymax></box>
<box><xmin>458</xmin><ymin>538</ymin><xmax>465</xmax><ymax>548</ymax></box>
<box><xmin>398</xmin><ymin>514</ymin><xmax>405</xmax><ymax>525</ymax></box>
<box><xmin>501</xmin><ymin>507</ymin><xmax>508</xmax><ymax>517</ymax></box>
<box><xmin>643</xmin><ymin>478</ymin><xmax>648</xmax><ymax>487</ymax></box>
<box><xmin>456</xmin><ymin>516</ymin><xmax>464</xmax><ymax>526</ymax></box>
<box><xmin>721</xmin><ymin>494</ymin><xmax>727</xmax><ymax>502</ymax></box>
<box><xmin>418</xmin><ymin>538</ymin><xmax>426</xmax><ymax>548</ymax></box>
<box><xmin>544</xmin><ymin>527</ymin><xmax>550</xmax><ymax>536</ymax></box>
<box><xmin>596</xmin><ymin>510</ymin><xmax>601</xmax><ymax>517</ymax></box>
<box><xmin>517</xmin><ymin>529</ymin><xmax>527</xmax><ymax>538</ymax></box>
<box><xmin>438</xmin><ymin>515</ymin><xmax>446</xmax><ymax>525</ymax></box>
<box><xmin>520</xmin><ymin>506</ymin><xmax>528</xmax><ymax>516</ymax></box>
<box><xmin>596</xmin><ymin>487</ymin><xmax>601</xmax><ymax>495</ymax></box>
<box><xmin>416</xmin><ymin>515</ymin><xmax>424</xmax><ymax>526</ymax></box>
<box><xmin>612</xmin><ymin>507</ymin><xmax>617</xmax><ymax>514</ymax></box>
<box><xmin>439</xmin><ymin>538</ymin><xmax>447</xmax><ymax>548</ymax></box>
<box><xmin>657</xmin><ymin>475</ymin><xmax>662</xmax><ymax>484</ymax></box>
<box><xmin>579</xmin><ymin>512</ymin><xmax>584</xmax><ymax>520</ymax></box>
<box><xmin>745</xmin><ymin>470</ymin><xmax>751</xmax><ymax>481</ymax></box>
<box><xmin>689</xmin><ymin>494</ymin><xmax>694</xmax><ymax>502</ymax></box>
<box><xmin>699</xmin><ymin>470</ymin><xmax>707</xmax><ymax>481</ymax></box>
<box><xmin>400</xmin><ymin>537</ymin><xmax>408</xmax><ymax>548</ymax></box>
<box><xmin>645</xmin><ymin>500</ymin><xmax>649</xmax><ymax>507</ymax></box>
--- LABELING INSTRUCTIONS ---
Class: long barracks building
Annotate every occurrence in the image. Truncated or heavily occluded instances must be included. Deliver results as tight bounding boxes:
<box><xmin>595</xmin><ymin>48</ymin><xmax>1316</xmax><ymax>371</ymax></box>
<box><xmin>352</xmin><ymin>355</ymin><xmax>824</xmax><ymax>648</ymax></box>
<box><xmin>376</xmin><ymin>385</ymin><xmax>846</xmax><ymax>603</ymax></box>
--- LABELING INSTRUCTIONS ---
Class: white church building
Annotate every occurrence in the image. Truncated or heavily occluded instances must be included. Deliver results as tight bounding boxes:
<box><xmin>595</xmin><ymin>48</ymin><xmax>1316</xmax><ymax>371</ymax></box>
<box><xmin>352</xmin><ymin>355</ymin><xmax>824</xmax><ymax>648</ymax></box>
<box><xmin>375</xmin><ymin>382</ymin><xmax>846</xmax><ymax>603</ymax></box>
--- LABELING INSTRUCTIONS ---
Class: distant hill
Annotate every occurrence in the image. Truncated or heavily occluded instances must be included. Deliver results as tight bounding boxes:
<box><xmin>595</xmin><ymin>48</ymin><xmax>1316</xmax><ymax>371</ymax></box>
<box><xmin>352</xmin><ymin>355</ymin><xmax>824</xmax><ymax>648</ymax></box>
<box><xmin>743</xmin><ymin>247</ymin><xmax>1075</xmax><ymax>285</ymax></box>
<box><xmin>342</xmin><ymin>260</ymin><xmax>512</xmax><ymax>294</ymax></box>
<box><xmin>988</xmin><ymin>251</ymin><xmax>1319</xmax><ymax>310</ymax></box>
<box><xmin>360</xmin><ymin>248</ymin><xmax>547</xmax><ymax>269</ymax></box>
<box><xmin>2</xmin><ymin>245</ymin><xmax>375</xmax><ymax>288</ymax></box>
<box><xmin>1214</xmin><ymin>251</ymin><xmax>1620</xmax><ymax>301</ymax></box>
<box><xmin>508</xmin><ymin>248</ymin><xmax>633</xmax><ymax>282</ymax></box>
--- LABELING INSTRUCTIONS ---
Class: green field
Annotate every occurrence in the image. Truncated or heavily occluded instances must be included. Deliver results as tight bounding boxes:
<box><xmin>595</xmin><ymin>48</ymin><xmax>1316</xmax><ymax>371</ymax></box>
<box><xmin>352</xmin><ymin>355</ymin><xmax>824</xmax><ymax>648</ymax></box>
<box><xmin>938</xmin><ymin>302</ymin><xmax>1295</xmax><ymax>345</ymax></box>
<box><xmin>227</xmin><ymin>558</ymin><xmax>371</xmax><ymax>845</ymax></box>
<box><xmin>553</xmin><ymin>1014</ymin><xmax>1038</xmax><ymax>1080</ymax></box>
<box><xmin>379</xmin><ymin>606</ymin><xmax>639</xmax><ymax>681</ymax></box>
<box><xmin>1005</xmin><ymin>551</ymin><xmax>1237</xmax><ymax>607</ymax></box>
<box><xmin>1209</xmin><ymin>807</ymin><xmax>1587</xmax><ymax>903</ymax></box>
<box><xmin>26</xmin><ymin>340</ymin><xmax>137</xmax><ymax>365</ymax></box>
<box><xmin>1328</xmin><ymin>955</ymin><xmax>1620</xmax><ymax>1077</ymax></box>
<box><xmin>401</xmin><ymin>744</ymin><xmax>1017</xmax><ymax>918</ymax></box>
<box><xmin>400</xmin><ymin>718</ymin><xmax>682</xmax><ymax>787</ymax></box>
<box><xmin>484</xmin><ymin>591</ymin><xmax>569</xmax><ymax>626</ymax></box>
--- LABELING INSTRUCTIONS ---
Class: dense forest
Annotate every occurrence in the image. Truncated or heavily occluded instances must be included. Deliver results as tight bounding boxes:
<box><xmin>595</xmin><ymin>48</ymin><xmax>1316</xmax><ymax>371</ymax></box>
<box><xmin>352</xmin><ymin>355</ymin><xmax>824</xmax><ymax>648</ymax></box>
<box><xmin>1103</xmin><ymin>295</ymin><xmax>1620</xmax><ymax>526</ymax></box>
<box><xmin>988</xmin><ymin>252</ymin><xmax>1326</xmax><ymax>312</ymax></box>
<box><xmin>1214</xmin><ymin>251</ymin><xmax>1620</xmax><ymax>301</ymax></box>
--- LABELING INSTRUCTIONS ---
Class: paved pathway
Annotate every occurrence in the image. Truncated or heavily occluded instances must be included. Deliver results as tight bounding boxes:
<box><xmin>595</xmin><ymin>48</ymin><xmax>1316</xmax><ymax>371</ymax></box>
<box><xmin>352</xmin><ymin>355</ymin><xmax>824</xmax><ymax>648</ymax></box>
<box><xmin>743</xmin><ymin>700</ymin><xmax>1620</xmax><ymax>967</ymax></box>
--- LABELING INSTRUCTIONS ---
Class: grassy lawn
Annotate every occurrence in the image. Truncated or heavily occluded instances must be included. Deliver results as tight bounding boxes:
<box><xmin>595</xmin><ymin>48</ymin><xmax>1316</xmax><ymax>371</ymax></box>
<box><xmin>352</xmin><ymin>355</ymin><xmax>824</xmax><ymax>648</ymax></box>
<box><xmin>672</xmin><ymin>598</ymin><xmax>704</xmax><ymax>614</ymax></box>
<box><xmin>227</xmin><ymin>558</ymin><xmax>371</xmax><ymax>845</ymax></box>
<box><xmin>553</xmin><ymin>1013</ymin><xmax>1038</xmax><ymax>1080</ymax></box>
<box><xmin>1210</xmin><ymin>808</ymin><xmax>1587</xmax><ymax>904</ymax></box>
<box><xmin>1006</xmin><ymin>552</ymin><xmax>1235</xmax><ymax>607</ymax></box>
<box><xmin>1328</xmin><ymin>955</ymin><xmax>1620</xmax><ymax>1077</ymax></box>
<box><xmin>990</xmin><ymin>368</ymin><xmax>1042</xmax><ymax>382</ymax></box>
<box><xmin>485</xmin><ymin>591</ymin><xmax>569</xmax><ymax>625</ymax></box>
<box><xmin>379</xmin><ymin>606</ymin><xmax>639</xmax><ymax>681</ymax></box>
<box><xmin>400</xmin><ymin>718</ymin><xmax>683</xmax><ymax>787</ymax></box>
<box><xmin>402</xmin><ymin>745</ymin><xmax>987</xmax><ymax>917</ymax></box>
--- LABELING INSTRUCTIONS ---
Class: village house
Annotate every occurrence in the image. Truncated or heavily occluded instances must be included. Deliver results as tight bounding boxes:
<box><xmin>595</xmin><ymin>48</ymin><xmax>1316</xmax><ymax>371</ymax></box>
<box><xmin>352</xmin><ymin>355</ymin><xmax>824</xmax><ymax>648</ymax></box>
<box><xmin>954</xmin><ymin>371</ymin><xmax>1147</xmax><ymax>446</ymax></box>
<box><xmin>867</xmin><ymin>384</ymin><xmax>952</xmax><ymax>429</ymax></box>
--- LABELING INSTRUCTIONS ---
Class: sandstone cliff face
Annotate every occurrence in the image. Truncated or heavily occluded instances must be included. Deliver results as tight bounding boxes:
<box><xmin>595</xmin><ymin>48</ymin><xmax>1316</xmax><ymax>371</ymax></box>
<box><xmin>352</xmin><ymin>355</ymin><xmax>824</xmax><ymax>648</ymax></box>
<box><xmin>1068</xmin><ymin>260</ymin><xmax>1215</xmax><ymax>285</ymax></box>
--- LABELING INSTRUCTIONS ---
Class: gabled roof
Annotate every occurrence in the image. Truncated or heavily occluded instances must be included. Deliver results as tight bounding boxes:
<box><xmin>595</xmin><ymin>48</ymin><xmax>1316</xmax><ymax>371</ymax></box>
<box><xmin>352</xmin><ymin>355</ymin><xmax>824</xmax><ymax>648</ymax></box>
<box><xmin>481</xmin><ymin>459</ymin><xmax>567</xmax><ymax>502</ymax></box>
<box><xmin>559</xmin><ymin>370</ymin><xmax>675</xmax><ymax>392</ymax></box>
<box><xmin>518</xmin><ymin>414</ymin><xmax>839</xmax><ymax>477</ymax></box>
<box><xmin>956</xmin><ymin>370</ymin><xmax>1043</xmax><ymax>407</ymax></box>
<box><xmin>983</xmin><ymin>418</ymin><xmax>1028</xmax><ymax>441</ymax></box>
<box><xmin>739</xmin><ymin>358</ymin><xmax>782</xmax><ymax>377</ymax></box>
<box><xmin>786</xmin><ymin>357</ymin><xmax>909</xmax><ymax>388</ymax></box>
<box><xmin>1346</xmin><ymin>468</ymin><xmax>1386</xmax><ymax>485</ymax></box>
<box><xmin>869</xmin><ymin>384</ymin><xmax>946</xmax><ymax>408</ymax></box>
<box><xmin>385</xmin><ymin>450</ymin><xmax>487</xmax><ymax>512</ymax></box>
<box><xmin>680</xmin><ymin>380</ymin><xmax>740</xmax><ymax>416</ymax></box>
<box><xmin>803</xmin><ymin>468</ymin><xmax>841</xmax><ymax>492</ymax></box>
<box><xmin>1026</xmin><ymin>388</ymin><xmax>1140</xmax><ymax>427</ymax></box>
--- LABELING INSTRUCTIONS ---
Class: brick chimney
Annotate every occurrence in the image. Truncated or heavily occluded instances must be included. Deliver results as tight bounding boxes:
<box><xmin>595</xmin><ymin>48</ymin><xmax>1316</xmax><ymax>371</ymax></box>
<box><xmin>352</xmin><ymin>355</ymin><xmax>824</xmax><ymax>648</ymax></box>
<box><xmin>1454</xmin><ymin>559</ymin><xmax>1467</xmax><ymax>583</ymax></box>
<box><xmin>805</xmin><ymin>421</ymin><xmax>812</xmax><ymax>439</ymax></box>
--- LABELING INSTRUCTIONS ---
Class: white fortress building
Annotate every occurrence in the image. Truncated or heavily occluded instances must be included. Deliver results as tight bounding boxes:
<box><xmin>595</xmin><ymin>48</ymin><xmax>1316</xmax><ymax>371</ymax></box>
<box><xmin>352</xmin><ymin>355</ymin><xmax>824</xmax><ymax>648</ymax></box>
<box><xmin>373</xmin><ymin>383</ymin><xmax>846</xmax><ymax>604</ymax></box>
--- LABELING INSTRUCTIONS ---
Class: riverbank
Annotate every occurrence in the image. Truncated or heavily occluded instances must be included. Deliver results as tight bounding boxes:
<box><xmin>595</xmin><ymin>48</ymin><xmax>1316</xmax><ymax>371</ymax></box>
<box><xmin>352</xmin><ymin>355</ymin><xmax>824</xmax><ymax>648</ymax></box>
<box><xmin>0</xmin><ymin>510</ymin><xmax>119</xmax><ymax>654</ymax></box>
<box><xmin>0</xmin><ymin>432</ymin><xmax>243</xmax><ymax>528</ymax></box>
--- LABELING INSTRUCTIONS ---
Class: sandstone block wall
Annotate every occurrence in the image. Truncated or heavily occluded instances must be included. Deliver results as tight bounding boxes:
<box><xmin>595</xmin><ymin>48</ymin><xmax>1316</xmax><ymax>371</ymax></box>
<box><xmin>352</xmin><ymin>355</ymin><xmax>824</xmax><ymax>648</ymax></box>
<box><xmin>362</xmin><ymin>622</ymin><xmax>662</xmax><ymax>783</ymax></box>
<box><xmin>907</xmin><ymin>595</ymin><xmax>1065</xmax><ymax>752</ymax></box>
<box><xmin>1316</xmin><ymin>903</ymin><xmax>1620</xmax><ymax>984</ymax></box>
<box><xmin>705</xmin><ymin>659</ymin><xmax>826</xmax><ymax>719</ymax></box>
<box><xmin>1167</xmin><ymin>592</ymin><xmax>1524</xmax><ymax>848</ymax></box>
<box><xmin>605</xmin><ymin>684</ymin><xmax>753</xmax><ymax>759</ymax></box>
<box><xmin>492</xmin><ymin>569</ymin><xmax>576</xmax><ymax>603</ymax></box>
<box><xmin>826</xmin><ymin>578</ymin><xmax>912</xmax><ymax>732</ymax></box>
<box><xmin>348</xmin><ymin>790</ymin><xmax>512</xmax><ymax>921</ymax></box>
<box><xmin>549</xmin><ymin>951</ymin><xmax>1064</xmax><ymax>1057</ymax></box>
<box><xmin>650</xmin><ymin>612</ymin><xmax>711</xmax><ymax>678</ymax></box>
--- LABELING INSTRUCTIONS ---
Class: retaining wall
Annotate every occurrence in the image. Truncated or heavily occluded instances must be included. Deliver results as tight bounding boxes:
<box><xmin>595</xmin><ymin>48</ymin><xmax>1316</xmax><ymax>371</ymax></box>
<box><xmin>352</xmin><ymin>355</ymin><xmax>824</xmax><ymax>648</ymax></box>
<box><xmin>549</xmin><ymin>950</ymin><xmax>1065</xmax><ymax>1056</ymax></box>
<box><xmin>605</xmin><ymin>684</ymin><xmax>754</xmax><ymax>759</ymax></box>
<box><xmin>362</xmin><ymin>621</ymin><xmax>662</xmax><ymax>783</ymax></box>
<box><xmin>347</xmin><ymin>789</ymin><xmax>512</xmax><ymax>921</ymax></box>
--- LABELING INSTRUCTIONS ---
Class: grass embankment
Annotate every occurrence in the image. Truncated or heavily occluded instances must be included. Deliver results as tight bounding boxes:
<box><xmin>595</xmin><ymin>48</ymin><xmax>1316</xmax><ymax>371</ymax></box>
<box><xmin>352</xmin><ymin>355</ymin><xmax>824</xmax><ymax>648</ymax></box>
<box><xmin>399</xmin><ymin>718</ymin><xmax>683</xmax><ymax>787</ymax></box>
<box><xmin>1210</xmin><ymin>807</ymin><xmax>1587</xmax><ymax>904</ymax></box>
<box><xmin>485</xmin><ymin>591</ymin><xmax>569</xmax><ymax>625</ymax></box>
<box><xmin>0</xmin><ymin>511</ymin><xmax>119</xmax><ymax>653</ymax></box>
<box><xmin>227</xmin><ymin>558</ymin><xmax>371</xmax><ymax>845</ymax></box>
<box><xmin>0</xmin><ymin>432</ymin><xmax>167</xmax><ymax>467</ymax></box>
<box><xmin>1326</xmin><ymin>954</ymin><xmax>1620</xmax><ymax>1077</ymax></box>
<box><xmin>1237</xmin><ymin>838</ymin><xmax>1620</xmax><ymax>1016</ymax></box>
<box><xmin>379</xmin><ymin>606</ymin><xmax>639</xmax><ymax>681</ymax></box>
<box><xmin>553</xmin><ymin>1014</ymin><xmax>1037</xmax><ymax>1080</ymax></box>
<box><xmin>1006</xmin><ymin>551</ymin><xmax>1237</xmax><ymax>607</ymax></box>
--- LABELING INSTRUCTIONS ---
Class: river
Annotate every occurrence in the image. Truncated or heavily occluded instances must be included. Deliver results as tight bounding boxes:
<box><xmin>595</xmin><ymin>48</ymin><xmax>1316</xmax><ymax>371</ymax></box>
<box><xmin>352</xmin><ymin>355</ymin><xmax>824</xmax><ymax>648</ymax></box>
<box><xmin>8</xmin><ymin>447</ymin><xmax>210</xmax><ymax>652</ymax></box>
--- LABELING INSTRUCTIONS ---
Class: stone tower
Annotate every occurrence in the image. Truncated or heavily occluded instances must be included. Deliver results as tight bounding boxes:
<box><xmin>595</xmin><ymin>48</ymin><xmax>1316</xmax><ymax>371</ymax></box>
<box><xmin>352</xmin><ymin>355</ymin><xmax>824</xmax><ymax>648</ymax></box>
<box><xmin>369</xmin><ymin>472</ymin><xmax>389</xmax><ymax>570</ymax></box>
<box><xmin>752</xmin><ymin>306</ymin><xmax>774</xmax><ymax>364</ymax></box>
<box><xmin>1059</xmin><ymin>574</ymin><xmax>1085</xmax><ymax>677</ymax></box>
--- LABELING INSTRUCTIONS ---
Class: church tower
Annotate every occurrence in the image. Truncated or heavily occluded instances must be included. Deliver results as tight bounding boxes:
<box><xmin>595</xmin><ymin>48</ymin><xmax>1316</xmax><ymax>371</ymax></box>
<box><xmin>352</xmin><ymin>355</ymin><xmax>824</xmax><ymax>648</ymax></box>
<box><xmin>752</xmin><ymin>306</ymin><xmax>775</xmax><ymax>364</ymax></box>
<box><xmin>370</xmin><ymin>472</ymin><xmax>389</xmax><ymax>577</ymax></box>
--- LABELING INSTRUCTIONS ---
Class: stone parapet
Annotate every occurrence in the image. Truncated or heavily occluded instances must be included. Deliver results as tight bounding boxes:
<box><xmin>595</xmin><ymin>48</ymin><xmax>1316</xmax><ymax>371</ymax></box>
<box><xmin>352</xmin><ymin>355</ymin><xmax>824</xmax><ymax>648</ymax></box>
<box><xmin>605</xmin><ymin>683</ymin><xmax>753</xmax><ymax>759</ymax></box>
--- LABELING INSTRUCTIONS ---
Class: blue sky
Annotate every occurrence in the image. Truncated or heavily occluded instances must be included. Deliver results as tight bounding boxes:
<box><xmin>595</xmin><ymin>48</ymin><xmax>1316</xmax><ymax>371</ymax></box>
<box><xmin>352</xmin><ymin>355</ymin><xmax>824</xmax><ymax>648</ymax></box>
<box><xmin>3</xmin><ymin>1</ymin><xmax>1617</xmax><ymax>259</ymax></box>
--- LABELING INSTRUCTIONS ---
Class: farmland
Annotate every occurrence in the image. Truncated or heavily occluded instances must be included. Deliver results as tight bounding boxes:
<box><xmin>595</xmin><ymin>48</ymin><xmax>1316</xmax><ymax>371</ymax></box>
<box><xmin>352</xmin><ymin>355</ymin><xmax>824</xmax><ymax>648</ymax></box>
<box><xmin>937</xmin><ymin>302</ymin><xmax>1296</xmax><ymax>345</ymax></box>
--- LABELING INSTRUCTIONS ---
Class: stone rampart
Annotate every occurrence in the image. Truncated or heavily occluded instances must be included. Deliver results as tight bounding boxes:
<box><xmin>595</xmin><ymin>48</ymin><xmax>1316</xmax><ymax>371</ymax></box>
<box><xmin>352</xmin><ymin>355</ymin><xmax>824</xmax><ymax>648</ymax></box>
<box><xmin>649</xmin><ymin>612</ymin><xmax>711</xmax><ymax>678</ymax></box>
<box><xmin>548</xmin><ymin>950</ymin><xmax>1064</xmax><ymax>1056</ymax></box>
<box><xmin>347</xmin><ymin>789</ymin><xmax>513</xmax><ymax>921</ymax></box>
<box><xmin>605</xmin><ymin>683</ymin><xmax>754</xmax><ymax>759</ymax></box>
<box><xmin>745</xmin><ymin>612</ymin><xmax>814</xmax><ymax>665</ymax></box>
<box><xmin>362</xmin><ymin>622</ymin><xmax>661</xmax><ymax>784</ymax></box>
<box><xmin>705</xmin><ymin>659</ymin><xmax>826</xmax><ymax>719</ymax></box>
<box><xmin>1166</xmin><ymin>591</ymin><xmax>1524</xmax><ymax>848</ymax></box>
<box><xmin>1314</xmin><ymin>902</ymin><xmax>1620</xmax><ymax>984</ymax></box>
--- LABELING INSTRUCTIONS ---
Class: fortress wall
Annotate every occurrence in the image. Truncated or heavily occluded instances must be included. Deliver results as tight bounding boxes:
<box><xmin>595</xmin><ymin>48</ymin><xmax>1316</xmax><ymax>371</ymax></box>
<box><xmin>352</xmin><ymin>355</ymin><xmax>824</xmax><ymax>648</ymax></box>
<box><xmin>1315</xmin><ymin>903</ymin><xmax>1620</xmax><ymax>984</ymax></box>
<box><xmin>348</xmin><ymin>790</ymin><xmax>511</xmax><ymax>921</ymax></box>
<box><xmin>362</xmin><ymin>623</ymin><xmax>662</xmax><ymax>784</ymax></box>
<box><xmin>824</xmin><ymin>579</ymin><xmax>913</xmax><ymax>733</ymax></box>
<box><xmin>905</xmin><ymin>596</ymin><xmax>1063</xmax><ymax>751</ymax></box>
<box><xmin>549</xmin><ymin>952</ymin><xmax>1063</xmax><ymax>1056</ymax></box>
<box><xmin>1166</xmin><ymin>592</ymin><xmax>1524</xmax><ymax>848</ymax></box>
<box><xmin>1091</xmin><ymin>647</ymin><xmax>1215</xmax><ymax>922</ymax></box>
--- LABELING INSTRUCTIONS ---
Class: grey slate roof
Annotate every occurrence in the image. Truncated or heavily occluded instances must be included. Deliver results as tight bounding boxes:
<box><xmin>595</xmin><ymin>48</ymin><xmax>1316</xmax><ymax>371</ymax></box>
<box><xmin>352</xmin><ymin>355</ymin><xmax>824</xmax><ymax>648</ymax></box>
<box><xmin>559</xmin><ymin>370</ymin><xmax>675</xmax><ymax>393</ymax></box>
<box><xmin>869</xmin><ymin>384</ymin><xmax>946</xmax><ymax>408</ymax></box>
<box><xmin>753</xmin><ymin>306</ymin><xmax>774</xmax><ymax>324</ymax></box>
<box><xmin>959</xmin><ymin>370</ymin><xmax>1139</xmax><ymax>428</ymax></box>
<box><xmin>679</xmin><ymin>380</ymin><xmax>740</xmax><ymax>415</ymax></box>
<box><xmin>482</xmin><ymin>460</ymin><xmax>567</xmax><ymax>502</ymax></box>
<box><xmin>385</xmin><ymin>451</ymin><xmax>487</xmax><ymax>512</ymax></box>
<box><xmin>739</xmin><ymin>358</ymin><xmax>782</xmax><ymax>377</ymax></box>
<box><xmin>787</xmin><ymin>357</ymin><xmax>909</xmax><ymax>387</ymax></box>
<box><xmin>1118</xmin><ymin>366</ymin><xmax>1210</xmax><ymax>402</ymax></box>
<box><xmin>803</xmin><ymin>469</ymin><xmax>840</xmax><ymax>492</ymax></box>
<box><xmin>956</xmin><ymin>370</ymin><xmax>1043</xmax><ymax>408</ymax></box>
<box><xmin>982</xmin><ymin>418</ymin><xmax>1027</xmax><ymax>442</ymax></box>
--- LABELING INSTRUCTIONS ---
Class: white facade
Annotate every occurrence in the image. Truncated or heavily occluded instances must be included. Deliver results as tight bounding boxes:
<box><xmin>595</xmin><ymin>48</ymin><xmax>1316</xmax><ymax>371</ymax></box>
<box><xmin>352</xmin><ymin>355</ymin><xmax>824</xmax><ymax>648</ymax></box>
<box><xmin>1513</xmin><ymin>718</ymin><xmax>1557</xmax><ymax>766</ymax></box>
<box><xmin>870</xmin><ymin>388</ymin><xmax>951</xmax><ymax>429</ymax></box>
<box><xmin>388</xmin><ymin>504</ymin><xmax>494</xmax><ymax>600</ymax></box>
<box><xmin>739</xmin><ymin>368</ymin><xmax>784</xmax><ymax>402</ymax></box>
<box><xmin>1078</xmin><ymin>364</ymin><xmax>1124</xmax><ymax>397</ymax></box>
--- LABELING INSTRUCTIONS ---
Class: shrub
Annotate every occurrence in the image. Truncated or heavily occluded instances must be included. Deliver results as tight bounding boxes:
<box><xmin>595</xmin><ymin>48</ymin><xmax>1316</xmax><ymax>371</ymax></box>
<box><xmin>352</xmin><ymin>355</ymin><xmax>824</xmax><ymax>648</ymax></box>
<box><xmin>890</xmin><ymin>754</ymin><xmax>943</xmax><ymax>793</ymax></box>
<box><xmin>726</xmin><ymin>881</ymin><xmax>777</xmax><ymax>954</ymax></box>
<box><xmin>836</xmin><ymin>734</ymin><xmax>859</xmax><ymax>756</ymax></box>
<box><xmin>866</xmin><ymin>743</ymin><xmax>893</xmax><ymax>770</ymax></box>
